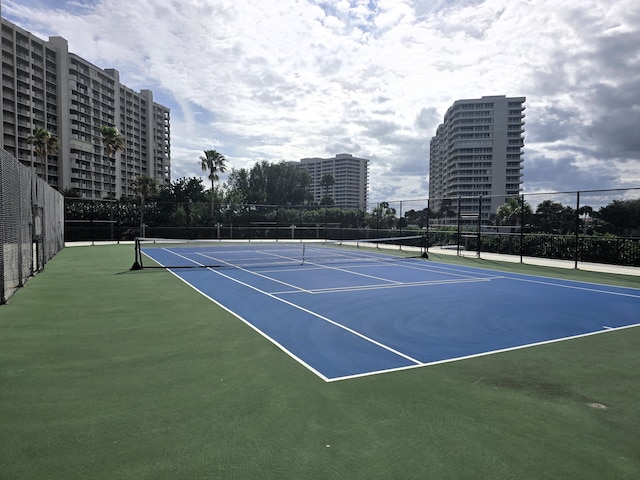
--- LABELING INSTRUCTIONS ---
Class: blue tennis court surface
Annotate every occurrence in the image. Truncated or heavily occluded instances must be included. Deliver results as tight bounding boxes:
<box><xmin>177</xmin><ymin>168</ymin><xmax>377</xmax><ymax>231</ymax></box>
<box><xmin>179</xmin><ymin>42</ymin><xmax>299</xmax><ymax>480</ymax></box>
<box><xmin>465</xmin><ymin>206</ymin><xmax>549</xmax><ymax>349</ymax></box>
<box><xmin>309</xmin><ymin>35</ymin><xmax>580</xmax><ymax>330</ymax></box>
<box><xmin>142</xmin><ymin>244</ymin><xmax>640</xmax><ymax>381</ymax></box>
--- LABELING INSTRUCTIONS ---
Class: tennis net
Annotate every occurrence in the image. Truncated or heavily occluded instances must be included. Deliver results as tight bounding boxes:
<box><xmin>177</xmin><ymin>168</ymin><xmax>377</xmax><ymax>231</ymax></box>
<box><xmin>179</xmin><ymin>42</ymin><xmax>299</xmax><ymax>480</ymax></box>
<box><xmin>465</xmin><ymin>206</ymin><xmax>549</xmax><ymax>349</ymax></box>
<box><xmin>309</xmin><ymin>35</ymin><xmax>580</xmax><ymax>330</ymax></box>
<box><xmin>131</xmin><ymin>236</ymin><xmax>428</xmax><ymax>270</ymax></box>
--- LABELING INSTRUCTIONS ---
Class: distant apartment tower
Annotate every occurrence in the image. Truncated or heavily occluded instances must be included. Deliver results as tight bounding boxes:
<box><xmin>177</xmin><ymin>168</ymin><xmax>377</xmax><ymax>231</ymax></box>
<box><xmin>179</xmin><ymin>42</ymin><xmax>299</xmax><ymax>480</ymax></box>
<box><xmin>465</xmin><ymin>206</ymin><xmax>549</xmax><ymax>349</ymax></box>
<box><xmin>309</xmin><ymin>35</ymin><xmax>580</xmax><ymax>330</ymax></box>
<box><xmin>429</xmin><ymin>95</ymin><xmax>525</xmax><ymax>223</ymax></box>
<box><xmin>1</xmin><ymin>17</ymin><xmax>170</xmax><ymax>199</ymax></box>
<box><xmin>298</xmin><ymin>153</ymin><xmax>369</xmax><ymax>210</ymax></box>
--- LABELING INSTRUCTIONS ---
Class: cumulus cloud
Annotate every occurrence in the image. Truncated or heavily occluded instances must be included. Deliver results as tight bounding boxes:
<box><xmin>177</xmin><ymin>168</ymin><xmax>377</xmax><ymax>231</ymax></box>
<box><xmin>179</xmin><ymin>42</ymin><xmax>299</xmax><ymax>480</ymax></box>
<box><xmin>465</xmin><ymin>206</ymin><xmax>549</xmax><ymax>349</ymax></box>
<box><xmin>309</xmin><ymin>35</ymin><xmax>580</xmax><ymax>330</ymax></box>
<box><xmin>4</xmin><ymin>0</ymin><xmax>640</xmax><ymax>202</ymax></box>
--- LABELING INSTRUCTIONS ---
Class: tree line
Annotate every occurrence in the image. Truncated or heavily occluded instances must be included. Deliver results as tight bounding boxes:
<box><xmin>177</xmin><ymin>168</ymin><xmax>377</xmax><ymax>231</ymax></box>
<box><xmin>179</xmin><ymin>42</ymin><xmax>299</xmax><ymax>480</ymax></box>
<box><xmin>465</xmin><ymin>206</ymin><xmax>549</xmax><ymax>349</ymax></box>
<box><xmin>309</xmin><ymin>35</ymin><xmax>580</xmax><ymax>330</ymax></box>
<box><xmin>68</xmin><ymin>177</ymin><xmax>639</xmax><ymax>240</ymax></box>
<box><xmin>27</xmin><ymin>127</ymin><xmax>639</xmax><ymax>242</ymax></box>
<box><xmin>48</xmin><ymin>141</ymin><xmax>639</xmax><ymax>238</ymax></box>
<box><xmin>403</xmin><ymin>197</ymin><xmax>640</xmax><ymax>237</ymax></box>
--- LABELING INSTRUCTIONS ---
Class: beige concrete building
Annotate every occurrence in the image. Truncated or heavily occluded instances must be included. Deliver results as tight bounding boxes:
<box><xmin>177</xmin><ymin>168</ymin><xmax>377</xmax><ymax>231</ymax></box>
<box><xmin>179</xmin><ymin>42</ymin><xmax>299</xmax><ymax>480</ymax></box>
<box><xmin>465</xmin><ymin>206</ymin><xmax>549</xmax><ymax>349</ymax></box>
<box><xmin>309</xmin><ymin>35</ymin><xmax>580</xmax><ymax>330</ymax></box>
<box><xmin>1</xmin><ymin>17</ymin><xmax>170</xmax><ymax>200</ymax></box>
<box><xmin>298</xmin><ymin>153</ymin><xmax>369</xmax><ymax>210</ymax></box>
<box><xmin>429</xmin><ymin>95</ymin><xmax>525</xmax><ymax>223</ymax></box>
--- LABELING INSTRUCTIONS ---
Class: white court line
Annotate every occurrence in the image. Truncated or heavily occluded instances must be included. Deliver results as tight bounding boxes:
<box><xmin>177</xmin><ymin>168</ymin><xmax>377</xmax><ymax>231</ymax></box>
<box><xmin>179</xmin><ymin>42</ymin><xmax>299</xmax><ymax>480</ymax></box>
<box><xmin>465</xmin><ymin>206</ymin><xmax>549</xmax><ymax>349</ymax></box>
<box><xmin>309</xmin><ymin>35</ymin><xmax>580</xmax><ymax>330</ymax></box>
<box><xmin>195</xmin><ymin>251</ymin><xmax>313</xmax><ymax>294</ymax></box>
<box><xmin>326</xmin><ymin>322</ymin><xmax>640</xmax><ymax>382</ymax></box>
<box><xmin>251</xmin><ymin>254</ymin><xmax>493</xmax><ymax>294</ymax></box>
<box><xmin>302</xmin><ymin>259</ymin><xmax>406</xmax><ymax>285</ymax></box>
<box><xmin>204</xmin><ymin>267</ymin><xmax>424</xmax><ymax>368</ymax></box>
<box><xmin>415</xmin><ymin>260</ymin><xmax>640</xmax><ymax>292</ymax></box>
<box><xmin>272</xmin><ymin>277</ymin><xmax>494</xmax><ymax>295</ymax></box>
<box><xmin>298</xmin><ymin>250</ymin><xmax>502</xmax><ymax>286</ymax></box>
<box><xmin>161</xmin><ymin>247</ymin><xmax>489</xmax><ymax>296</ymax></box>
<box><xmin>506</xmin><ymin>276</ymin><xmax>640</xmax><ymax>298</ymax></box>
<box><xmin>148</xmin><ymin>249</ymin><xmax>424</xmax><ymax>381</ymax></box>
<box><xmin>163</xmin><ymin>267</ymin><xmax>332</xmax><ymax>382</ymax></box>
<box><xmin>147</xmin><ymin>248</ymin><xmax>640</xmax><ymax>382</ymax></box>
<box><xmin>404</xmin><ymin>261</ymin><xmax>504</xmax><ymax>279</ymax></box>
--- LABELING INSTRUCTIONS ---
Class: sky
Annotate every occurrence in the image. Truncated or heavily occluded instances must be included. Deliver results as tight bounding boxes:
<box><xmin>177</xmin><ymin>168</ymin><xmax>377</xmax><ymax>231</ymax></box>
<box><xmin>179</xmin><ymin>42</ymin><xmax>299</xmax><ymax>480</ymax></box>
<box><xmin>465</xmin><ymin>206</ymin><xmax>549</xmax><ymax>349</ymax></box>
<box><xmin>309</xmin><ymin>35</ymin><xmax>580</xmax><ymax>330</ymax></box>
<box><xmin>3</xmin><ymin>0</ymin><xmax>640</xmax><ymax>204</ymax></box>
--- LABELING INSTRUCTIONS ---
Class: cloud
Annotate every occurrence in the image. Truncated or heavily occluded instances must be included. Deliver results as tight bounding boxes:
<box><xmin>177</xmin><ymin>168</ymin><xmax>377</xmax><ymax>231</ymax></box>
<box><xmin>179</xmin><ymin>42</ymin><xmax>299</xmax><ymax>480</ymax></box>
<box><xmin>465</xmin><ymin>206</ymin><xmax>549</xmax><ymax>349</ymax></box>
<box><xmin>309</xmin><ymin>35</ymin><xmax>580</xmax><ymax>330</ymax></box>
<box><xmin>4</xmin><ymin>0</ymin><xmax>640</xmax><ymax>205</ymax></box>
<box><xmin>521</xmin><ymin>0</ymin><xmax>640</xmax><ymax>196</ymax></box>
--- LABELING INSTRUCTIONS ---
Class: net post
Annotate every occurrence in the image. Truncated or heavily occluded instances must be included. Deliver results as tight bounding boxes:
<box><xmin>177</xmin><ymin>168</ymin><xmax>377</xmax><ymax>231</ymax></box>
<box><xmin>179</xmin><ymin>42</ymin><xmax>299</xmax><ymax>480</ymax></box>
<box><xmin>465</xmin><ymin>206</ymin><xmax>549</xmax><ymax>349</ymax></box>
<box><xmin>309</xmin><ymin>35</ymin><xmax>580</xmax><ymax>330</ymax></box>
<box><xmin>456</xmin><ymin>196</ymin><xmax>462</xmax><ymax>256</ymax></box>
<box><xmin>420</xmin><ymin>234</ymin><xmax>429</xmax><ymax>259</ymax></box>
<box><xmin>130</xmin><ymin>237</ymin><xmax>143</xmax><ymax>270</ymax></box>
<box><xmin>519</xmin><ymin>195</ymin><xmax>525</xmax><ymax>264</ymax></box>
<box><xmin>476</xmin><ymin>195</ymin><xmax>482</xmax><ymax>259</ymax></box>
<box><xmin>426</xmin><ymin>198</ymin><xmax>430</xmax><ymax>252</ymax></box>
<box><xmin>574</xmin><ymin>191</ymin><xmax>580</xmax><ymax>270</ymax></box>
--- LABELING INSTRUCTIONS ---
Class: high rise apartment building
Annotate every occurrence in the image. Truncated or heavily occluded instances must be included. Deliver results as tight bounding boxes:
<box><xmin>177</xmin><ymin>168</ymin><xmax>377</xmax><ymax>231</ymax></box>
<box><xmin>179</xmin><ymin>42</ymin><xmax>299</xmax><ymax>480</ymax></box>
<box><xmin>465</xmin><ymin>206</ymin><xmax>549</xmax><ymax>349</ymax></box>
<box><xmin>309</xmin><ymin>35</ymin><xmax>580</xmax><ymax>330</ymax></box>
<box><xmin>429</xmin><ymin>95</ymin><xmax>525</xmax><ymax>223</ymax></box>
<box><xmin>1</xmin><ymin>17</ymin><xmax>170</xmax><ymax>199</ymax></box>
<box><xmin>297</xmin><ymin>153</ymin><xmax>368</xmax><ymax>210</ymax></box>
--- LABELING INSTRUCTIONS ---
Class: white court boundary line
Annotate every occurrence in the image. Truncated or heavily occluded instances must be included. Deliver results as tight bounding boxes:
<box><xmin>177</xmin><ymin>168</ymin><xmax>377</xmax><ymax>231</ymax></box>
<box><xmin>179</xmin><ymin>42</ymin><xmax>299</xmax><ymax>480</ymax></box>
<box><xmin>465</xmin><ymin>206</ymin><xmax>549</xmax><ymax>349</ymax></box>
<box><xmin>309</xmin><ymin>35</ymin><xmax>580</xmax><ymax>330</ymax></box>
<box><xmin>420</xmin><ymin>260</ymin><xmax>640</xmax><ymax>298</ymax></box>
<box><xmin>186</xmin><ymin>248</ymin><xmax>494</xmax><ymax>295</ymax></box>
<box><xmin>205</xmin><ymin>266</ymin><xmax>424</xmax><ymax>366</ymax></box>
<box><xmin>144</xmin><ymin>248</ymin><xmax>640</xmax><ymax>382</ymax></box>
<box><xmin>195</xmin><ymin>251</ymin><xmax>314</xmax><ymax>294</ymax></box>
<box><xmin>145</xmin><ymin>250</ymin><xmax>331</xmax><ymax>381</ymax></box>
<box><xmin>505</xmin><ymin>276</ymin><xmax>640</xmax><ymax>298</ymax></box>
<box><xmin>328</xmin><ymin>322</ymin><xmax>640</xmax><ymax>382</ymax></box>
<box><xmin>145</xmin><ymin>249</ymin><xmax>425</xmax><ymax>380</ymax></box>
<box><xmin>417</xmin><ymin>260</ymin><xmax>640</xmax><ymax>295</ymax></box>
<box><xmin>246</xmin><ymin>255</ymin><xmax>495</xmax><ymax>294</ymax></box>
<box><xmin>273</xmin><ymin>277</ymin><xmax>493</xmax><ymax>295</ymax></box>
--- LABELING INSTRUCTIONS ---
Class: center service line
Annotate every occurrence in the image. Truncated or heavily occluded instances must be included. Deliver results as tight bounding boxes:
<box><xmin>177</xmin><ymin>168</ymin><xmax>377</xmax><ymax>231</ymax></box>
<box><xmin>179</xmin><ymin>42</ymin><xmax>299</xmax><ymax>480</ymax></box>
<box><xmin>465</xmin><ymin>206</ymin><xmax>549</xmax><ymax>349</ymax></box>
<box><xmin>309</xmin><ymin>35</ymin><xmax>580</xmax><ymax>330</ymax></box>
<box><xmin>207</xmin><ymin>267</ymin><xmax>424</xmax><ymax>366</ymax></box>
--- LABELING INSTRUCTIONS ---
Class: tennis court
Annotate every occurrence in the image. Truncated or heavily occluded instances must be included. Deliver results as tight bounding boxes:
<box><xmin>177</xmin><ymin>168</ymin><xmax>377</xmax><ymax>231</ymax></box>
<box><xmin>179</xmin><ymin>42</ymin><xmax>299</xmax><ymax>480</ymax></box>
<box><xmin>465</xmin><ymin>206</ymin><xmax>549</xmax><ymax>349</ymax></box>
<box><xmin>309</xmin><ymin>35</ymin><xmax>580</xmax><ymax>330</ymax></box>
<box><xmin>4</xmin><ymin>243</ymin><xmax>640</xmax><ymax>479</ymax></box>
<box><xmin>139</xmin><ymin>239</ymin><xmax>640</xmax><ymax>382</ymax></box>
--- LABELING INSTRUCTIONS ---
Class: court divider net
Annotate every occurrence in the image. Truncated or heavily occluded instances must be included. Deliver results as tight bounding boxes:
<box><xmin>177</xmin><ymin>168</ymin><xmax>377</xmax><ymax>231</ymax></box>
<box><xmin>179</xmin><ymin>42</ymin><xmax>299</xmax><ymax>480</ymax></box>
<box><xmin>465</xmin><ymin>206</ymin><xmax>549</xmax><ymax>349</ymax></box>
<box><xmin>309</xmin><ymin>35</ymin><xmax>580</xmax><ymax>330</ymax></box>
<box><xmin>131</xmin><ymin>236</ymin><xmax>429</xmax><ymax>270</ymax></box>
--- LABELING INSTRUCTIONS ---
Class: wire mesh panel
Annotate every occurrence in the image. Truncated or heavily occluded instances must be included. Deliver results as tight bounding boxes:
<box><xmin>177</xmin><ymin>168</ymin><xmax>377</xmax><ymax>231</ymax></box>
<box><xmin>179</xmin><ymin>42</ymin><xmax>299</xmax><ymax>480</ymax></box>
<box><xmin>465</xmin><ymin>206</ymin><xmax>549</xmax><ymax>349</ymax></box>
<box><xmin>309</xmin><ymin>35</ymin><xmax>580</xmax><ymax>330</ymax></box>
<box><xmin>0</xmin><ymin>149</ymin><xmax>64</xmax><ymax>304</ymax></box>
<box><xmin>19</xmin><ymin>161</ymin><xmax>33</xmax><ymax>278</ymax></box>
<box><xmin>1</xmin><ymin>150</ymin><xmax>27</xmax><ymax>303</ymax></box>
<box><xmin>61</xmin><ymin>188</ymin><xmax>640</xmax><ymax>268</ymax></box>
<box><xmin>38</xmin><ymin>177</ymin><xmax>65</xmax><ymax>266</ymax></box>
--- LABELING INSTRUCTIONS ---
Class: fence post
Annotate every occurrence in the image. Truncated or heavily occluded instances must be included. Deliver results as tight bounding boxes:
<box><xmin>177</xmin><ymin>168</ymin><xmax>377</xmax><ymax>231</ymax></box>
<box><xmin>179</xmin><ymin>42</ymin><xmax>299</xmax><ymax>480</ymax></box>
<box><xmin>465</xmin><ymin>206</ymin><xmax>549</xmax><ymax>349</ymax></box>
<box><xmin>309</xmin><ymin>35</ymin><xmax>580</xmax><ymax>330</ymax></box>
<box><xmin>520</xmin><ymin>194</ymin><xmax>525</xmax><ymax>264</ymax></box>
<box><xmin>324</xmin><ymin>208</ymin><xmax>328</xmax><ymax>239</ymax></box>
<box><xmin>476</xmin><ymin>195</ymin><xmax>482</xmax><ymax>258</ymax></box>
<box><xmin>426</xmin><ymin>198</ymin><xmax>430</xmax><ymax>251</ymax></box>
<box><xmin>90</xmin><ymin>200</ymin><xmax>95</xmax><ymax>245</ymax></box>
<box><xmin>116</xmin><ymin>200</ymin><xmax>121</xmax><ymax>243</ymax></box>
<box><xmin>0</xmin><ymin>160</ymin><xmax>3</xmax><ymax>302</ymax></box>
<box><xmin>574</xmin><ymin>191</ymin><xmax>580</xmax><ymax>269</ymax></box>
<box><xmin>456</xmin><ymin>196</ymin><xmax>462</xmax><ymax>256</ymax></box>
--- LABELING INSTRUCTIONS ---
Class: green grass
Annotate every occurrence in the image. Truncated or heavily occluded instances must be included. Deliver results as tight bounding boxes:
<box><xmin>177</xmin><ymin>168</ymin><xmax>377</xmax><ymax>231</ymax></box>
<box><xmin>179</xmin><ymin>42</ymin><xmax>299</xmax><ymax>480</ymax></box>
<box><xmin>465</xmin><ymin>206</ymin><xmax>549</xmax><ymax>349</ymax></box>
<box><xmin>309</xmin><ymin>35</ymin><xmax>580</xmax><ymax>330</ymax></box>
<box><xmin>1</xmin><ymin>245</ymin><xmax>639</xmax><ymax>479</ymax></box>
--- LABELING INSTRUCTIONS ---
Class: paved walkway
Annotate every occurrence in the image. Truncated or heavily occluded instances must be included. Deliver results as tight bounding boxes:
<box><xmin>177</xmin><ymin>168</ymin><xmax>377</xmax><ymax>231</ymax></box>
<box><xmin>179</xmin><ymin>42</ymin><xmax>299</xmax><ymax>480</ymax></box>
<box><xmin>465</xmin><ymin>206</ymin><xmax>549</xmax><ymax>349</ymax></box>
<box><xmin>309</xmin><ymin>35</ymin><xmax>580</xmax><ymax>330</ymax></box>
<box><xmin>431</xmin><ymin>246</ymin><xmax>640</xmax><ymax>277</ymax></box>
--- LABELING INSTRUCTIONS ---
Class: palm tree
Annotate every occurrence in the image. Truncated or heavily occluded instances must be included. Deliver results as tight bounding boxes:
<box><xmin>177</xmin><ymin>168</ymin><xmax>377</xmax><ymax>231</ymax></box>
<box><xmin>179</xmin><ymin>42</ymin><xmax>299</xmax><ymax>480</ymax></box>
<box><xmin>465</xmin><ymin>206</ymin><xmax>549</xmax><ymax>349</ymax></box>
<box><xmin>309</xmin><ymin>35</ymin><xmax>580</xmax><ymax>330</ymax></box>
<box><xmin>199</xmin><ymin>149</ymin><xmax>227</xmax><ymax>232</ymax></box>
<box><xmin>577</xmin><ymin>205</ymin><xmax>595</xmax><ymax>233</ymax></box>
<box><xmin>132</xmin><ymin>176</ymin><xmax>158</xmax><ymax>237</ymax></box>
<box><xmin>496</xmin><ymin>197</ymin><xmax>532</xmax><ymax>228</ymax></box>
<box><xmin>495</xmin><ymin>198</ymin><xmax>520</xmax><ymax>226</ymax></box>
<box><xmin>59</xmin><ymin>188</ymin><xmax>81</xmax><ymax>198</ymax></box>
<box><xmin>99</xmin><ymin>125</ymin><xmax>125</xmax><ymax>200</ymax></box>
<box><xmin>27</xmin><ymin>127</ymin><xmax>59</xmax><ymax>179</ymax></box>
<box><xmin>438</xmin><ymin>198</ymin><xmax>454</xmax><ymax>226</ymax></box>
<box><xmin>320</xmin><ymin>173</ymin><xmax>335</xmax><ymax>205</ymax></box>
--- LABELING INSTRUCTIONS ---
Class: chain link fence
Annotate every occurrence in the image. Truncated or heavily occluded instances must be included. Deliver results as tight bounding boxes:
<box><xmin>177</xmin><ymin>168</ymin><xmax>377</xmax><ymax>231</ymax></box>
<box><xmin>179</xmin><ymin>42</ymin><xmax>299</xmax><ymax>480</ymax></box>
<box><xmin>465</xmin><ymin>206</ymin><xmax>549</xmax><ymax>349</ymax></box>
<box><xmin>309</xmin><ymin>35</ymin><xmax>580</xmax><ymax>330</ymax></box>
<box><xmin>1</xmin><ymin>149</ymin><xmax>64</xmax><ymax>304</ymax></box>
<box><xmin>418</xmin><ymin>189</ymin><xmax>640</xmax><ymax>267</ymax></box>
<box><xmin>64</xmin><ymin>187</ymin><xmax>640</xmax><ymax>268</ymax></box>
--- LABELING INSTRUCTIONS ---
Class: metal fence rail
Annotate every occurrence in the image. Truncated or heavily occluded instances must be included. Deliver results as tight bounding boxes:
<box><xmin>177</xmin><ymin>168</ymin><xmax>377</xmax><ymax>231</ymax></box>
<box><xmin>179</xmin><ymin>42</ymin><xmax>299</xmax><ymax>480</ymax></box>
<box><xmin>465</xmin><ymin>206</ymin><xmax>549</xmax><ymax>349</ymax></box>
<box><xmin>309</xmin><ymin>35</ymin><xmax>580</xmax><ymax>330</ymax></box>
<box><xmin>0</xmin><ymin>149</ymin><xmax>64</xmax><ymax>304</ymax></box>
<box><xmin>64</xmin><ymin>187</ymin><xmax>640</xmax><ymax>268</ymax></box>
